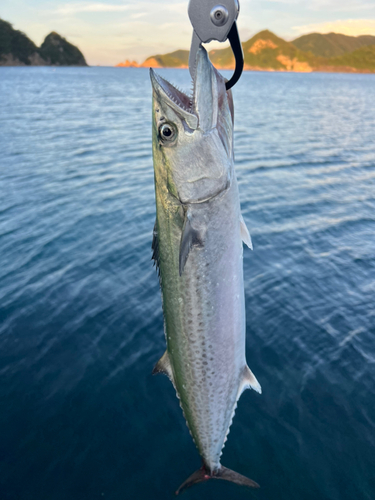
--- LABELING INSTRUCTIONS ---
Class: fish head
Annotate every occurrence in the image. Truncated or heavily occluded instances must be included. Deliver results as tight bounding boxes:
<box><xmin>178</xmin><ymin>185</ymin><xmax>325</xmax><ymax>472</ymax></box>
<box><xmin>150</xmin><ymin>46</ymin><xmax>234</xmax><ymax>204</ymax></box>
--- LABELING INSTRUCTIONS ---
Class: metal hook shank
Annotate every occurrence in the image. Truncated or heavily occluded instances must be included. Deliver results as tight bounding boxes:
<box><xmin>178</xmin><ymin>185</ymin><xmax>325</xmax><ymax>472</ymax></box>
<box><xmin>225</xmin><ymin>21</ymin><xmax>244</xmax><ymax>90</ymax></box>
<box><xmin>189</xmin><ymin>21</ymin><xmax>244</xmax><ymax>91</ymax></box>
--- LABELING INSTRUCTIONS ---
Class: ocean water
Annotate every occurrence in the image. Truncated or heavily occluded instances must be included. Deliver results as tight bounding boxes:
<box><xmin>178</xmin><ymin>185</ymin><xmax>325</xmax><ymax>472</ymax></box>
<box><xmin>0</xmin><ymin>66</ymin><xmax>374</xmax><ymax>500</ymax></box>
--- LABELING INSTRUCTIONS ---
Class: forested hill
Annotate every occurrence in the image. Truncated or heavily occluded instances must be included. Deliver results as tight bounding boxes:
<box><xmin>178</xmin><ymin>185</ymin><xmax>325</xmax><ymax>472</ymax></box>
<box><xmin>0</xmin><ymin>19</ymin><xmax>87</xmax><ymax>66</ymax></box>
<box><xmin>138</xmin><ymin>30</ymin><xmax>375</xmax><ymax>73</ymax></box>
<box><xmin>292</xmin><ymin>32</ymin><xmax>375</xmax><ymax>58</ymax></box>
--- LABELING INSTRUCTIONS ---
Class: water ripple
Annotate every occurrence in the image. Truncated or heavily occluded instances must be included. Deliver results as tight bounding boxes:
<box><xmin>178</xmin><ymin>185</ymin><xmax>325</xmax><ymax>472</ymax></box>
<box><xmin>0</xmin><ymin>67</ymin><xmax>374</xmax><ymax>500</ymax></box>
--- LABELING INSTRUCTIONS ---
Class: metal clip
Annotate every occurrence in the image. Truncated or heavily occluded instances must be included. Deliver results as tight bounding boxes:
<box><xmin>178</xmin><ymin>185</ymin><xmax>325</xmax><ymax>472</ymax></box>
<box><xmin>188</xmin><ymin>0</ymin><xmax>244</xmax><ymax>90</ymax></box>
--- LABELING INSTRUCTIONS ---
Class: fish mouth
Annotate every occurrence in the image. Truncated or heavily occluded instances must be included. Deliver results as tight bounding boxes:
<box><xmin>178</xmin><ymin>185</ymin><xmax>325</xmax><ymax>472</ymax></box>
<box><xmin>150</xmin><ymin>69</ymin><xmax>193</xmax><ymax>114</ymax></box>
<box><xmin>150</xmin><ymin>47</ymin><xmax>225</xmax><ymax>132</ymax></box>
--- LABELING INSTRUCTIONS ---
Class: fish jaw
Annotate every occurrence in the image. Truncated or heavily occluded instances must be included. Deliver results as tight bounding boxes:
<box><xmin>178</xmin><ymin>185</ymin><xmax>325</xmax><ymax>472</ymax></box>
<box><xmin>150</xmin><ymin>47</ymin><xmax>234</xmax><ymax>205</ymax></box>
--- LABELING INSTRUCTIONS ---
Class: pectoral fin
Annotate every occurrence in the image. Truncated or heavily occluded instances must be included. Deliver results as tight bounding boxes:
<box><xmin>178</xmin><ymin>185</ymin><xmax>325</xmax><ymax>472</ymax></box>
<box><xmin>240</xmin><ymin>214</ymin><xmax>253</xmax><ymax>250</ymax></box>
<box><xmin>179</xmin><ymin>212</ymin><xmax>203</xmax><ymax>276</ymax></box>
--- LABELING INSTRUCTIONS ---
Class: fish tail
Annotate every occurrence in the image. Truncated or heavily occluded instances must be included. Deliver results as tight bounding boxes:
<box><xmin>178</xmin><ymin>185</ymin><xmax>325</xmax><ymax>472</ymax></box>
<box><xmin>175</xmin><ymin>464</ymin><xmax>259</xmax><ymax>495</ymax></box>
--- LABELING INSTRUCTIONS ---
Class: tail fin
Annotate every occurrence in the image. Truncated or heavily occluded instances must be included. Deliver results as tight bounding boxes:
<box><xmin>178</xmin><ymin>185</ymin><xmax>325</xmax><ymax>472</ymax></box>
<box><xmin>175</xmin><ymin>464</ymin><xmax>259</xmax><ymax>495</ymax></box>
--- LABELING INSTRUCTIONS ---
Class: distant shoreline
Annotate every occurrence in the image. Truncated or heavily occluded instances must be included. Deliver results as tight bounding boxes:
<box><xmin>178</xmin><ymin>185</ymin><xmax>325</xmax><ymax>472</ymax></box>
<box><xmin>113</xmin><ymin>66</ymin><xmax>375</xmax><ymax>74</ymax></box>
<box><xmin>116</xmin><ymin>30</ymin><xmax>375</xmax><ymax>75</ymax></box>
<box><xmin>2</xmin><ymin>66</ymin><xmax>374</xmax><ymax>75</ymax></box>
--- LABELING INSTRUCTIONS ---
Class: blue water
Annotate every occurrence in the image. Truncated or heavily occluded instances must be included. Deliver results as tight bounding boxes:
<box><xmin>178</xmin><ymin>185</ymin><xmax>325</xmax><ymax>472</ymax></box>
<box><xmin>0</xmin><ymin>67</ymin><xmax>374</xmax><ymax>500</ymax></box>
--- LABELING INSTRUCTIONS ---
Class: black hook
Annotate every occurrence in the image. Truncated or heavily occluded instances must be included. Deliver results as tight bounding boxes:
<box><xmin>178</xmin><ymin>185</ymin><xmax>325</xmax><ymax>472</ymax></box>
<box><xmin>225</xmin><ymin>21</ymin><xmax>244</xmax><ymax>91</ymax></box>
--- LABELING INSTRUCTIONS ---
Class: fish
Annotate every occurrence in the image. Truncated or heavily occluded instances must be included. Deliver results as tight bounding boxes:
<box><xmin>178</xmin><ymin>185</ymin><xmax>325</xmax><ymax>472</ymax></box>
<box><xmin>150</xmin><ymin>46</ymin><xmax>261</xmax><ymax>494</ymax></box>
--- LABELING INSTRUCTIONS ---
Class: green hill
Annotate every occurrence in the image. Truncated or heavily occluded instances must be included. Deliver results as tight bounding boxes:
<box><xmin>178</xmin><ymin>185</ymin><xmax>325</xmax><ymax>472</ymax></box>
<box><xmin>39</xmin><ymin>32</ymin><xmax>87</xmax><ymax>66</ymax></box>
<box><xmin>142</xmin><ymin>31</ymin><xmax>319</xmax><ymax>72</ymax></box>
<box><xmin>328</xmin><ymin>45</ymin><xmax>375</xmax><ymax>71</ymax></box>
<box><xmin>143</xmin><ymin>30</ymin><xmax>321</xmax><ymax>72</ymax></box>
<box><xmin>210</xmin><ymin>30</ymin><xmax>319</xmax><ymax>71</ymax></box>
<box><xmin>141</xmin><ymin>29</ymin><xmax>375</xmax><ymax>73</ymax></box>
<box><xmin>143</xmin><ymin>49</ymin><xmax>189</xmax><ymax>68</ymax></box>
<box><xmin>0</xmin><ymin>18</ymin><xmax>41</xmax><ymax>65</ymax></box>
<box><xmin>0</xmin><ymin>18</ymin><xmax>87</xmax><ymax>66</ymax></box>
<box><xmin>292</xmin><ymin>32</ymin><xmax>375</xmax><ymax>58</ymax></box>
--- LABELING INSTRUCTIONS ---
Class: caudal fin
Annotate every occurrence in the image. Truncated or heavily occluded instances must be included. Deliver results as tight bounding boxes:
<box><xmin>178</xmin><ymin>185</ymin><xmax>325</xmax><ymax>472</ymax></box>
<box><xmin>175</xmin><ymin>464</ymin><xmax>259</xmax><ymax>495</ymax></box>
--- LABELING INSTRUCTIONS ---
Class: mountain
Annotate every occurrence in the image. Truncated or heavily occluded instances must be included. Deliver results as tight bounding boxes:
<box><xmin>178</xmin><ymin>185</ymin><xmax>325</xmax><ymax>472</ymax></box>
<box><xmin>327</xmin><ymin>45</ymin><xmax>375</xmax><ymax>72</ymax></box>
<box><xmin>210</xmin><ymin>30</ymin><xmax>318</xmax><ymax>71</ymax></box>
<box><xmin>142</xmin><ymin>50</ymin><xmax>189</xmax><ymax>69</ymax></box>
<box><xmin>292</xmin><ymin>32</ymin><xmax>375</xmax><ymax>58</ymax></box>
<box><xmin>138</xmin><ymin>30</ymin><xmax>320</xmax><ymax>72</ymax></box>
<box><xmin>39</xmin><ymin>32</ymin><xmax>87</xmax><ymax>66</ymax></box>
<box><xmin>0</xmin><ymin>18</ymin><xmax>44</xmax><ymax>65</ymax></box>
<box><xmin>0</xmin><ymin>18</ymin><xmax>87</xmax><ymax>66</ymax></box>
<box><xmin>136</xmin><ymin>30</ymin><xmax>375</xmax><ymax>73</ymax></box>
<box><xmin>118</xmin><ymin>31</ymin><xmax>317</xmax><ymax>72</ymax></box>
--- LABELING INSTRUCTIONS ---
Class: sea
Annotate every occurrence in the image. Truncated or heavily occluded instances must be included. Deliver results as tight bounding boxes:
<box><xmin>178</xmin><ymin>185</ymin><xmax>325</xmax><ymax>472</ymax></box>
<box><xmin>0</xmin><ymin>66</ymin><xmax>374</xmax><ymax>500</ymax></box>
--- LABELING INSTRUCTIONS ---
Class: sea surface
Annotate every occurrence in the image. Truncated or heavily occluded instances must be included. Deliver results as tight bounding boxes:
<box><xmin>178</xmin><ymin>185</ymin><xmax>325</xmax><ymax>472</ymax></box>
<box><xmin>0</xmin><ymin>66</ymin><xmax>374</xmax><ymax>500</ymax></box>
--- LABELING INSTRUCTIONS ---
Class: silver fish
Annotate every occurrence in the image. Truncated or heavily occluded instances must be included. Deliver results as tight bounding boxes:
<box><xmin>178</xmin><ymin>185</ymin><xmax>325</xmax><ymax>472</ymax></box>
<box><xmin>150</xmin><ymin>46</ymin><xmax>261</xmax><ymax>494</ymax></box>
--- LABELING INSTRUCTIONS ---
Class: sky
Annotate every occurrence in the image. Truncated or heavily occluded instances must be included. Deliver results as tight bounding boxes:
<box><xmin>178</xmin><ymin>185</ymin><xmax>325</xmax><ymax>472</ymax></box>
<box><xmin>1</xmin><ymin>0</ymin><xmax>375</xmax><ymax>66</ymax></box>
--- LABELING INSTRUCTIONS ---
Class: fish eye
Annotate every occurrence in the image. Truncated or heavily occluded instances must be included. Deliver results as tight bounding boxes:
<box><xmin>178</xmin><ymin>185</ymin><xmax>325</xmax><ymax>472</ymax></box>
<box><xmin>159</xmin><ymin>123</ymin><xmax>176</xmax><ymax>142</ymax></box>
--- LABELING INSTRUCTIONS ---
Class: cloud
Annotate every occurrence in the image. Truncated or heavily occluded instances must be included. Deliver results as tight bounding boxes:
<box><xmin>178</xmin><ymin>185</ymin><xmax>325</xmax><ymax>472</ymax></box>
<box><xmin>130</xmin><ymin>12</ymin><xmax>147</xmax><ymax>19</ymax></box>
<box><xmin>56</xmin><ymin>1</ymin><xmax>188</xmax><ymax>16</ymax></box>
<box><xmin>166</xmin><ymin>3</ymin><xmax>188</xmax><ymax>15</ymax></box>
<box><xmin>293</xmin><ymin>19</ymin><xmax>375</xmax><ymax>36</ymax></box>
<box><xmin>265</xmin><ymin>0</ymin><xmax>374</xmax><ymax>8</ymax></box>
<box><xmin>308</xmin><ymin>0</ymin><xmax>375</xmax><ymax>11</ymax></box>
<box><xmin>57</xmin><ymin>3</ymin><xmax>132</xmax><ymax>15</ymax></box>
<box><xmin>263</xmin><ymin>0</ymin><xmax>303</xmax><ymax>4</ymax></box>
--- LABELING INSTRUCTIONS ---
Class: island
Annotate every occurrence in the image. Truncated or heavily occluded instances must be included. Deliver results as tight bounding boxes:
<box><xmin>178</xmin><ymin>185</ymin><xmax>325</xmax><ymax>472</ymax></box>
<box><xmin>0</xmin><ymin>18</ymin><xmax>87</xmax><ymax>66</ymax></box>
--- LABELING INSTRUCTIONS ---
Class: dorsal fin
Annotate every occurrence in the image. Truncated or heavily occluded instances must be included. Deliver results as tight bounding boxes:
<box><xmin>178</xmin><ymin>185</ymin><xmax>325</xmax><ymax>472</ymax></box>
<box><xmin>240</xmin><ymin>214</ymin><xmax>253</xmax><ymax>250</ymax></box>
<box><xmin>238</xmin><ymin>365</ymin><xmax>262</xmax><ymax>398</ymax></box>
<box><xmin>152</xmin><ymin>351</ymin><xmax>175</xmax><ymax>387</ymax></box>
